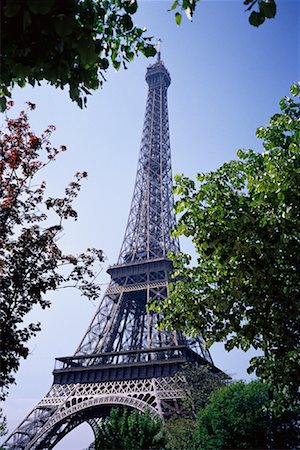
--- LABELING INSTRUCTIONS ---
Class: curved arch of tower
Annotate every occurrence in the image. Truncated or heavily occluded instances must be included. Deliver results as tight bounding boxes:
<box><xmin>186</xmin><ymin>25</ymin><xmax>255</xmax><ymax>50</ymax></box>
<box><xmin>3</xmin><ymin>54</ymin><xmax>218</xmax><ymax>450</ymax></box>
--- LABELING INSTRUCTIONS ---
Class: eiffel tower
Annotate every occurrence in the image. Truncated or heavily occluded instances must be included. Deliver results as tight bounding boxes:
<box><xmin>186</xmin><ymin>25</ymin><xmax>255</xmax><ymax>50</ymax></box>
<box><xmin>3</xmin><ymin>51</ymin><xmax>216</xmax><ymax>449</ymax></box>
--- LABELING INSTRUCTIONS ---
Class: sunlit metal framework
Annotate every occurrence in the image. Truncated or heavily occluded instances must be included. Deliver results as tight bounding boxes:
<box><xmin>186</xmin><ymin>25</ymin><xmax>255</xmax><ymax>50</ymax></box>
<box><xmin>3</xmin><ymin>56</ymin><xmax>216</xmax><ymax>450</ymax></box>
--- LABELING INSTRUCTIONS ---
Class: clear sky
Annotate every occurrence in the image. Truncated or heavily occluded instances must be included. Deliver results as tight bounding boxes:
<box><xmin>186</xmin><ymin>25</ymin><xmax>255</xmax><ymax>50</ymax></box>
<box><xmin>2</xmin><ymin>1</ymin><xmax>299</xmax><ymax>448</ymax></box>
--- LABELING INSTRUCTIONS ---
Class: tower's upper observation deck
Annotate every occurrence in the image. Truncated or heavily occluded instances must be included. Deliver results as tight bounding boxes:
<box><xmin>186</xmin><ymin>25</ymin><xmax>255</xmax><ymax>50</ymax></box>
<box><xmin>145</xmin><ymin>59</ymin><xmax>171</xmax><ymax>88</ymax></box>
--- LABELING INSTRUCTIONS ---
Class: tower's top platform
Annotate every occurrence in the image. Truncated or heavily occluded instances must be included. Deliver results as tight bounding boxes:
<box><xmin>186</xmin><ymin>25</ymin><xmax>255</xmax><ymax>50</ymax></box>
<box><xmin>145</xmin><ymin>58</ymin><xmax>171</xmax><ymax>88</ymax></box>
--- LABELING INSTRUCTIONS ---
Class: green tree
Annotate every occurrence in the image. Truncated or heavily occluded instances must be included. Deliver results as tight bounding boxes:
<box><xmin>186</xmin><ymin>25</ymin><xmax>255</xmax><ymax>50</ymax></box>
<box><xmin>156</xmin><ymin>84</ymin><xmax>300</xmax><ymax>413</ymax></box>
<box><xmin>162</xmin><ymin>365</ymin><xmax>228</xmax><ymax>450</ymax></box>
<box><xmin>196</xmin><ymin>381</ymin><xmax>270</xmax><ymax>449</ymax></box>
<box><xmin>0</xmin><ymin>102</ymin><xmax>103</xmax><ymax>399</ymax></box>
<box><xmin>182</xmin><ymin>364</ymin><xmax>228</xmax><ymax>412</ymax></box>
<box><xmin>196</xmin><ymin>381</ymin><xmax>299</xmax><ymax>450</ymax></box>
<box><xmin>163</xmin><ymin>417</ymin><xmax>197</xmax><ymax>450</ymax></box>
<box><xmin>1</xmin><ymin>0</ymin><xmax>277</xmax><ymax>111</ymax></box>
<box><xmin>94</xmin><ymin>407</ymin><xmax>166</xmax><ymax>450</ymax></box>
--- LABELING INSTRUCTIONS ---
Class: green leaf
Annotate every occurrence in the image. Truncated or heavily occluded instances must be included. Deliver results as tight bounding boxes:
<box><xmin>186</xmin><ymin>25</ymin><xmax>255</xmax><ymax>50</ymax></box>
<box><xmin>123</xmin><ymin>0</ymin><xmax>138</xmax><ymax>15</ymax></box>
<box><xmin>99</xmin><ymin>58</ymin><xmax>109</xmax><ymax>70</ymax></box>
<box><xmin>126</xmin><ymin>51</ymin><xmax>135</xmax><ymax>61</ymax></box>
<box><xmin>175</xmin><ymin>12</ymin><xmax>182</xmax><ymax>26</ymax></box>
<box><xmin>3</xmin><ymin>0</ymin><xmax>21</xmax><ymax>17</ymax></box>
<box><xmin>277</xmin><ymin>191</ymin><xmax>285</xmax><ymax>202</ymax></box>
<box><xmin>249</xmin><ymin>10</ymin><xmax>265</xmax><ymax>26</ymax></box>
<box><xmin>169</xmin><ymin>0</ymin><xmax>179</xmax><ymax>11</ymax></box>
<box><xmin>75</xmin><ymin>35</ymin><xmax>98</xmax><ymax>66</ymax></box>
<box><xmin>259</xmin><ymin>0</ymin><xmax>276</xmax><ymax>18</ymax></box>
<box><xmin>54</xmin><ymin>16</ymin><xmax>76</xmax><ymax>37</ymax></box>
<box><xmin>121</xmin><ymin>14</ymin><xmax>133</xmax><ymax>30</ymax></box>
<box><xmin>113</xmin><ymin>60</ymin><xmax>121</xmax><ymax>71</ymax></box>
<box><xmin>143</xmin><ymin>45</ymin><xmax>156</xmax><ymax>57</ymax></box>
<box><xmin>290</xmin><ymin>83</ymin><xmax>300</xmax><ymax>97</ymax></box>
<box><xmin>77</xmin><ymin>97</ymin><xmax>83</xmax><ymax>108</ymax></box>
<box><xmin>27</xmin><ymin>0</ymin><xmax>55</xmax><ymax>15</ymax></box>
<box><xmin>0</xmin><ymin>97</ymin><xmax>7</xmax><ymax>112</ymax></box>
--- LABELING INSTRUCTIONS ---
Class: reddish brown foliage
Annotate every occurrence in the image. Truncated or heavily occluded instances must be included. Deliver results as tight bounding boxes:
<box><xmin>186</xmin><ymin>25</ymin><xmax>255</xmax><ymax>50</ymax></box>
<box><xmin>0</xmin><ymin>103</ymin><xmax>103</xmax><ymax>399</ymax></box>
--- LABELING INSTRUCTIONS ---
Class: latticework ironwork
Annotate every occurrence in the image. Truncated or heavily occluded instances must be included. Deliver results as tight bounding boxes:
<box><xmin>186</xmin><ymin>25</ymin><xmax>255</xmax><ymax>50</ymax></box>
<box><xmin>5</xmin><ymin>374</ymin><xmax>187</xmax><ymax>449</ymax></box>
<box><xmin>118</xmin><ymin>57</ymin><xmax>179</xmax><ymax>264</ymax></box>
<box><xmin>3</xmin><ymin>55</ymin><xmax>216</xmax><ymax>450</ymax></box>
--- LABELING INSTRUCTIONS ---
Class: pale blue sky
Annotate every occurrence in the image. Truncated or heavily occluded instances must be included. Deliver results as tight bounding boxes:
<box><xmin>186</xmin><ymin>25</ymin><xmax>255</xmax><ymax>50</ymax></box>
<box><xmin>2</xmin><ymin>1</ymin><xmax>299</xmax><ymax>448</ymax></box>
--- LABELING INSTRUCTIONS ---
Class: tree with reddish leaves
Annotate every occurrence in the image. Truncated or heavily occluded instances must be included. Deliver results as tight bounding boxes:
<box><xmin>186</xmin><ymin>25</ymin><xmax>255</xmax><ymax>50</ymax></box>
<box><xmin>0</xmin><ymin>102</ymin><xmax>103</xmax><ymax>400</ymax></box>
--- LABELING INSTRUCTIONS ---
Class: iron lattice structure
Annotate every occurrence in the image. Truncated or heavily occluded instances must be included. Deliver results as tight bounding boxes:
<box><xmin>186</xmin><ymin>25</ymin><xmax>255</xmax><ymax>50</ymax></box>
<box><xmin>4</xmin><ymin>55</ymin><xmax>216</xmax><ymax>450</ymax></box>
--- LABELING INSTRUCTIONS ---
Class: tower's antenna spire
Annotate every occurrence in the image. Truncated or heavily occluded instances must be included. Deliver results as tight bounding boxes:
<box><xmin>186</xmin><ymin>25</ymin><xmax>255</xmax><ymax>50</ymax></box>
<box><xmin>156</xmin><ymin>38</ymin><xmax>162</xmax><ymax>61</ymax></box>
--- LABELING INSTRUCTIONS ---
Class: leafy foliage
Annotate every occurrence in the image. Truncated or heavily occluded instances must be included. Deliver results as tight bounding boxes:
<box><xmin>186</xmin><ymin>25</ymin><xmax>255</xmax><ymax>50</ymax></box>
<box><xmin>0</xmin><ymin>0</ymin><xmax>156</xmax><ymax>111</ymax></box>
<box><xmin>94</xmin><ymin>407</ymin><xmax>166</xmax><ymax>450</ymax></box>
<box><xmin>0</xmin><ymin>102</ymin><xmax>103</xmax><ymax>399</ymax></box>
<box><xmin>181</xmin><ymin>364</ymin><xmax>228</xmax><ymax>412</ymax></box>
<box><xmin>196</xmin><ymin>381</ymin><xmax>299</xmax><ymax>449</ymax></box>
<box><xmin>1</xmin><ymin>0</ymin><xmax>278</xmax><ymax>110</ymax></box>
<box><xmin>163</xmin><ymin>417</ymin><xmax>197</xmax><ymax>450</ymax></box>
<box><xmin>161</xmin><ymin>365</ymin><xmax>227</xmax><ymax>450</ymax></box>
<box><xmin>0</xmin><ymin>408</ymin><xmax>7</xmax><ymax>438</ymax></box>
<box><xmin>196</xmin><ymin>381</ymin><xmax>270</xmax><ymax>449</ymax></box>
<box><xmin>156</xmin><ymin>84</ymin><xmax>300</xmax><ymax>413</ymax></box>
<box><xmin>245</xmin><ymin>0</ymin><xmax>277</xmax><ymax>27</ymax></box>
<box><xmin>170</xmin><ymin>0</ymin><xmax>277</xmax><ymax>27</ymax></box>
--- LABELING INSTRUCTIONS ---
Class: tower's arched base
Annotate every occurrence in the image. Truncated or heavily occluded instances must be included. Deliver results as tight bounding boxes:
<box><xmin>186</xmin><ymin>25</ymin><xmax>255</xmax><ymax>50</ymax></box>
<box><xmin>3</xmin><ymin>373</ymin><xmax>186</xmax><ymax>449</ymax></box>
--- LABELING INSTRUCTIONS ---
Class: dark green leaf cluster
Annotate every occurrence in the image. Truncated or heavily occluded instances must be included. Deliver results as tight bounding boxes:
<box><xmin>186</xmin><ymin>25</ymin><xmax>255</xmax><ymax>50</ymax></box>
<box><xmin>196</xmin><ymin>381</ymin><xmax>299</xmax><ymax>449</ymax></box>
<box><xmin>0</xmin><ymin>0</ymin><xmax>280</xmax><ymax>110</ymax></box>
<box><xmin>158</xmin><ymin>84</ymin><xmax>300</xmax><ymax>414</ymax></box>
<box><xmin>245</xmin><ymin>0</ymin><xmax>277</xmax><ymax>26</ymax></box>
<box><xmin>197</xmin><ymin>381</ymin><xmax>269</xmax><ymax>449</ymax></box>
<box><xmin>0</xmin><ymin>103</ymin><xmax>104</xmax><ymax>399</ymax></box>
<box><xmin>94</xmin><ymin>407</ymin><xmax>166</xmax><ymax>450</ymax></box>
<box><xmin>0</xmin><ymin>0</ymin><xmax>156</xmax><ymax>110</ymax></box>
